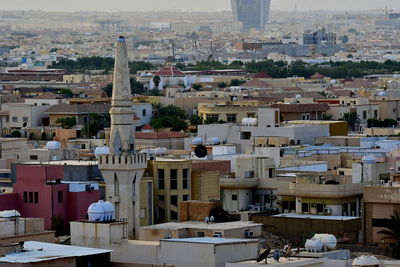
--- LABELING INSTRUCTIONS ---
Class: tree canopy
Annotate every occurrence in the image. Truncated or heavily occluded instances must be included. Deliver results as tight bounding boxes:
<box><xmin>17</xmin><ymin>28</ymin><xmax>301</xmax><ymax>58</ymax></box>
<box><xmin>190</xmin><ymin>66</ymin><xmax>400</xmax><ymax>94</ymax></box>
<box><xmin>150</xmin><ymin>104</ymin><xmax>187</xmax><ymax>131</ymax></box>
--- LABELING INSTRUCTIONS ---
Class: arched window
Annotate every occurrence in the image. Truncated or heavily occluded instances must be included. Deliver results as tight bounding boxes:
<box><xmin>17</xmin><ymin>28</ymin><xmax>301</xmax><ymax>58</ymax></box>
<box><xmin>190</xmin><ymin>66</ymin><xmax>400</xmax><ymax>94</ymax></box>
<box><xmin>114</xmin><ymin>173</ymin><xmax>119</xmax><ymax>196</ymax></box>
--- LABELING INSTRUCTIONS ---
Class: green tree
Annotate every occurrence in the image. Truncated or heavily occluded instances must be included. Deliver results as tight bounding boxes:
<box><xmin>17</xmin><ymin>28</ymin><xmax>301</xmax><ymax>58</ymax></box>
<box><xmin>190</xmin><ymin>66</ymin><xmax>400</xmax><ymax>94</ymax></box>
<box><xmin>378</xmin><ymin>211</ymin><xmax>400</xmax><ymax>258</ymax></box>
<box><xmin>56</xmin><ymin>117</ymin><xmax>77</xmax><ymax>129</ymax></box>
<box><xmin>341</xmin><ymin>35</ymin><xmax>349</xmax><ymax>44</ymax></box>
<box><xmin>102</xmin><ymin>83</ymin><xmax>113</xmax><ymax>97</ymax></box>
<box><xmin>130</xmin><ymin>77</ymin><xmax>145</xmax><ymax>95</ymax></box>
<box><xmin>56</xmin><ymin>88</ymin><xmax>74</xmax><ymax>98</ymax></box>
<box><xmin>153</xmin><ymin>76</ymin><xmax>161</xmax><ymax>88</ymax></box>
<box><xmin>218</xmin><ymin>82</ymin><xmax>228</xmax><ymax>89</ymax></box>
<box><xmin>11</xmin><ymin>130</ymin><xmax>21</xmax><ymax>138</ymax></box>
<box><xmin>190</xmin><ymin>115</ymin><xmax>203</xmax><ymax>132</ymax></box>
<box><xmin>150</xmin><ymin>104</ymin><xmax>187</xmax><ymax>131</ymax></box>
<box><xmin>230</xmin><ymin>79</ymin><xmax>246</xmax><ymax>86</ymax></box>
<box><xmin>83</xmin><ymin>113</ymin><xmax>109</xmax><ymax>137</ymax></box>
<box><xmin>340</xmin><ymin>112</ymin><xmax>360</xmax><ymax>132</ymax></box>
<box><xmin>192</xmin><ymin>83</ymin><xmax>202</xmax><ymax>91</ymax></box>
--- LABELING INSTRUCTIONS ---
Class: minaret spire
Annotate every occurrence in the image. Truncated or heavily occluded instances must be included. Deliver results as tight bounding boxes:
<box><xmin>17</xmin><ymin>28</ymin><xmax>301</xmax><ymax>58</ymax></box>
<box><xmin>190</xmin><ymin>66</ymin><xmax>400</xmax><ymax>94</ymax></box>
<box><xmin>109</xmin><ymin>36</ymin><xmax>135</xmax><ymax>155</ymax></box>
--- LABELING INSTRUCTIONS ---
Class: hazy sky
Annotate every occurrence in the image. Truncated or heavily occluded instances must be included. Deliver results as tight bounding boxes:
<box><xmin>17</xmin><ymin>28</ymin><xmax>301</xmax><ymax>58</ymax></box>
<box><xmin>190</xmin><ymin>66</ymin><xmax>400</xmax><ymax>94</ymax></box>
<box><xmin>1</xmin><ymin>0</ymin><xmax>400</xmax><ymax>12</ymax></box>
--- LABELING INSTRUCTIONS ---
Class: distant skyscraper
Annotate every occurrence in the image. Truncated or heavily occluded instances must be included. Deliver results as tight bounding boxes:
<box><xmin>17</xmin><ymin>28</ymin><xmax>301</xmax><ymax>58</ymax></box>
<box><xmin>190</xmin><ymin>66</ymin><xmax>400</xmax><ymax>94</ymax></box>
<box><xmin>231</xmin><ymin>0</ymin><xmax>272</xmax><ymax>31</ymax></box>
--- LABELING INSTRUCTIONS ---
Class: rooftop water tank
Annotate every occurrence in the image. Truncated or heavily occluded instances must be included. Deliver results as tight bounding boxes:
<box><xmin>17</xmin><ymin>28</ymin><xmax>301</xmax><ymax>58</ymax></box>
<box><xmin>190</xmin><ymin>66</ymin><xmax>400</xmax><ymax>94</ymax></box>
<box><xmin>312</xmin><ymin>234</ymin><xmax>337</xmax><ymax>250</ymax></box>
<box><xmin>140</xmin><ymin>148</ymin><xmax>155</xmax><ymax>155</ymax></box>
<box><xmin>94</xmin><ymin>146</ymin><xmax>110</xmax><ymax>159</ymax></box>
<box><xmin>352</xmin><ymin>255</ymin><xmax>379</xmax><ymax>266</ymax></box>
<box><xmin>242</xmin><ymin>118</ymin><xmax>257</xmax><ymax>126</ymax></box>
<box><xmin>206</xmin><ymin>137</ymin><xmax>220</xmax><ymax>145</ymax></box>
<box><xmin>0</xmin><ymin>210</ymin><xmax>21</xmax><ymax>218</ymax></box>
<box><xmin>46</xmin><ymin>141</ymin><xmax>61</xmax><ymax>150</ymax></box>
<box><xmin>362</xmin><ymin>155</ymin><xmax>376</xmax><ymax>164</ymax></box>
<box><xmin>295</xmin><ymin>94</ymin><xmax>302</xmax><ymax>99</ymax></box>
<box><xmin>305</xmin><ymin>238</ymin><xmax>323</xmax><ymax>253</ymax></box>
<box><xmin>154</xmin><ymin>147</ymin><xmax>168</xmax><ymax>155</ymax></box>
<box><xmin>87</xmin><ymin>200</ymin><xmax>115</xmax><ymax>222</ymax></box>
<box><xmin>378</xmin><ymin>91</ymin><xmax>388</xmax><ymax>97</ymax></box>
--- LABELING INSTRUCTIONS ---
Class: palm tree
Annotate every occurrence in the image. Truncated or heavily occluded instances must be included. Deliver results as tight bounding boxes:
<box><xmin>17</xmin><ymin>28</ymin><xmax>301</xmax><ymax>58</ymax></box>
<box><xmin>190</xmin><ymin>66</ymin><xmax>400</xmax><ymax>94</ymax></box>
<box><xmin>378</xmin><ymin>211</ymin><xmax>400</xmax><ymax>243</ymax></box>
<box><xmin>153</xmin><ymin>76</ymin><xmax>161</xmax><ymax>88</ymax></box>
<box><xmin>340</xmin><ymin>112</ymin><xmax>360</xmax><ymax>132</ymax></box>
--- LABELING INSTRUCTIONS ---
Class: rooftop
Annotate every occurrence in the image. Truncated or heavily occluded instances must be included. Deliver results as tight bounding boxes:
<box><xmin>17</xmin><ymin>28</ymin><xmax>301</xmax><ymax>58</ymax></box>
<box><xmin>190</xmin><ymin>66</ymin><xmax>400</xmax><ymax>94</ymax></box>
<box><xmin>0</xmin><ymin>241</ymin><xmax>111</xmax><ymax>264</ymax></box>
<box><xmin>273</xmin><ymin>213</ymin><xmax>360</xmax><ymax>221</ymax></box>
<box><xmin>161</xmin><ymin>237</ymin><xmax>258</xmax><ymax>245</ymax></box>
<box><xmin>141</xmin><ymin>221</ymin><xmax>262</xmax><ymax>231</ymax></box>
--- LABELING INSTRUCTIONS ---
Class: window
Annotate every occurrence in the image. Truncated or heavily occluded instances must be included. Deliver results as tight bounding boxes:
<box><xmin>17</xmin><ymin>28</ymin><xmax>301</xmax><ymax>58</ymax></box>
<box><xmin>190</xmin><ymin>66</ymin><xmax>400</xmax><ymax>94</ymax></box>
<box><xmin>197</xmin><ymin>232</ymin><xmax>205</xmax><ymax>237</ymax></box>
<box><xmin>158</xmin><ymin>169</ymin><xmax>165</xmax><ymax>189</ymax></box>
<box><xmin>34</xmin><ymin>192</ymin><xmax>39</xmax><ymax>203</ymax></box>
<box><xmin>170</xmin><ymin>169</ymin><xmax>177</xmax><ymax>189</ymax></box>
<box><xmin>316</xmin><ymin>204</ymin><xmax>324</xmax><ymax>213</ymax></box>
<box><xmin>142</xmin><ymin>109</ymin><xmax>147</xmax><ymax>116</ymax></box>
<box><xmin>5</xmin><ymin>117</ymin><xmax>9</xmax><ymax>123</ymax></box>
<box><xmin>301</xmin><ymin>113</ymin><xmax>310</xmax><ymax>120</ymax></box>
<box><xmin>302</xmin><ymin>203</ymin><xmax>309</xmax><ymax>213</ymax></box>
<box><xmin>30</xmin><ymin>155</ymin><xmax>38</xmax><ymax>160</ymax></box>
<box><xmin>183</xmin><ymin>195</ymin><xmax>189</xmax><ymax>201</ymax></box>
<box><xmin>227</xmin><ymin>114</ymin><xmax>237</xmax><ymax>123</ymax></box>
<box><xmin>247</xmin><ymin>113</ymin><xmax>255</xmax><ymax>118</ymax></box>
<box><xmin>158</xmin><ymin>207</ymin><xmax>165</xmax><ymax>221</ymax></box>
<box><xmin>363</xmin><ymin>111</ymin><xmax>367</xmax><ymax>120</ymax></box>
<box><xmin>58</xmin><ymin>191</ymin><xmax>63</xmax><ymax>203</ymax></box>
<box><xmin>240</xmin><ymin>132</ymin><xmax>251</xmax><ymax>140</ymax></box>
<box><xmin>232</xmin><ymin>194</ymin><xmax>238</xmax><ymax>201</ymax></box>
<box><xmin>114</xmin><ymin>174</ymin><xmax>119</xmax><ymax>196</ymax></box>
<box><xmin>183</xmin><ymin>169</ymin><xmax>189</xmax><ymax>189</ymax></box>
<box><xmin>268</xmin><ymin>169</ymin><xmax>274</xmax><ymax>178</ymax></box>
<box><xmin>170</xmin><ymin>210</ymin><xmax>178</xmax><ymax>220</ymax></box>
<box><xmin>23</xmin><ymin>192</ymin><xmax>28</xmax><ymax>203</ymax></box>
<box><xmin>29</xmin><ymin>192</ymin><xmax>33</xmax><ymax>203</ymax></box>
<box><xmin>158</xmin><ymin>195</ymin><xmax>165</xmax><ymax>202</ymax></box>
<box><xmin>374</xmin><ymin>110</ymin><xmax>378</xmax><ymax>118</ymax></box>
<box><xmin>170</xmin><ymin>195</ymin><xmax>178</xmax><ymax>206</ymax></box>
<box><xmin>372</xmin><ymin>219</ymin><xmax>391</xmax><ymax>227</ymax></box>
<box><xmin>206</xmin><ymin>114</ymin><xmax>219</xmax><ymax>123</ymax></box>
<box><xmin>12</xmin><ymin>117</ymin><xmax>17</xmax><ymax>122</ymax></box>
<box><xmin>23</xmin><ymin>117</ymin><xmax>29</xmax><ymax>122</ymax></box>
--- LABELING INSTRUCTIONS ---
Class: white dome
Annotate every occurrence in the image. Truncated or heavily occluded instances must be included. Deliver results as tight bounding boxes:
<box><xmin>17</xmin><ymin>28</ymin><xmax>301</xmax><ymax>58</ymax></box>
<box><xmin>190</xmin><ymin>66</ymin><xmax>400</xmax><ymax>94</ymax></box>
<box><xmin>94</xmin><ymin>146</ymin><xmax>110</xmax><ymax>158</ymax></box>
<box><xmin>46</xmin><ymin>141</ymin><xmax>61</xmax><ymax>150</ymax></box>
<box><xmin>378</xmin><ymin>91</ymin><xmax>388</xmax><ymax>97</ymax></box>
<box><xmin>352</xmin><ymin>255</ymin><xmax>379</xmax><ymax>266</ymax></box>
<box><xmin>87</xmin><ymin>200</ymin><xmax>115</xmax><ymax>222</ymax></box>
<box><xmin>0</xmin><ymin>210</ymin><xmax>21</xmax><ymax>218</ymax></box>
<box><xmin>295</xmin><ymin>94</ymin><xmax>302</xmax><ymax>99</ymax></box>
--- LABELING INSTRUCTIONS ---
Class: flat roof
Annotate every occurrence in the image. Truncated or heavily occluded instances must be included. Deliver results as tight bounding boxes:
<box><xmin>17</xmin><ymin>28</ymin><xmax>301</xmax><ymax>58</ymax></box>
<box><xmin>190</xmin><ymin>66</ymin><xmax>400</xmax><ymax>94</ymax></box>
<box><xmin>162</xmin><ymin>237</ymin><xmax>257</xmax><ymax>245</ymax></box>
<box><xmin>20</xmin><ymin>160</ymin><xmax>98</xmax><ymax>166</ymax></box>
<box><xmin>273</xmin><ymin>213</ymin><xmax>360</xmax><ymax>221</ymax></box>
<box><xmin>0</xmin><ymin>241</ymin><xmax>111</xmax><ymax>264</ymax></box>
<box><xmin>141</xmin><ymin>221</ymin><xmax>262</xmax><ymax>231</ymax></box>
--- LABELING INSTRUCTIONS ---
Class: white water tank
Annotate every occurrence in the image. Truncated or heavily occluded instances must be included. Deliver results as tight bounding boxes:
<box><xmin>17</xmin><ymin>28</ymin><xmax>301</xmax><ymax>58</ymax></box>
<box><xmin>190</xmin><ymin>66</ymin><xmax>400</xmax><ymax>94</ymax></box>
<box><xmin>46</xmin><ymin>141</ymin><xmax>61</xmax><ymax>150</ymax></box>
<box><xmin>305</xmin><ymin>238</ymin><xmax>323</xmax><ymax>252</ymax></box>
<box><xmin>206</xmin><ymin>137</ymin><xmax>220</xmax><ymax>145</ymax></box>
<box><xmin>0</xmin><ymin>210</ymin><xmax>21</xmax><ymax>218</ymax></box>
<box><xmin>362</xmin><ymin>155</ymin><xmax>376</xmax><ymax>164</ymax></box>
<box><xmin>352</xmin><ymin>255</ymin><xmax>379</xmax><ymax>266</ymax></box>
<box><xmin>94</xmin><ymin>146</ymin><xmax>110</xmax><ymax>159</ymax></box>
<box><xmin>154</xmin><ymin>147</ymin><xmax>168</xmax><ymax>155</ymax></box>
<box><xmin>88</xmin><ymin>200</ymin><xmax>115</xmax><ymax>222</ymax></box>
<box><xmin>140</xmin><ymin>148</ymin><xmax>155</xmax><ymax>155</ymax></box>
<box><xmin>312</xmin><ymin>234</ymin><xmax>337</xmax><ymax>250</ymax></box>
<box><xmin>242</xmin><ymin>118</ymin><xmax>257</xmax><ymax>126</ymax></box>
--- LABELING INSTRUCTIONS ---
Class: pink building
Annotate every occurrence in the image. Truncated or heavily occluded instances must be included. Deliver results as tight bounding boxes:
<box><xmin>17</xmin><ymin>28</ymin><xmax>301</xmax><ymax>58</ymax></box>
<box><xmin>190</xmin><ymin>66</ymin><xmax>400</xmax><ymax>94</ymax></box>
<box><xmin>0</xmin><ymin>164</ymin><xmax>100</xmax><ymax>234</ymax></box>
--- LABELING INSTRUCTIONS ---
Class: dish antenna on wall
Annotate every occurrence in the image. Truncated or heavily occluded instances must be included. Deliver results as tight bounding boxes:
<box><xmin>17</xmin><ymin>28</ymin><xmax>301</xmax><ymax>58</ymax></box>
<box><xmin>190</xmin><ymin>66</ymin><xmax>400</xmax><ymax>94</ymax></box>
<box><xmin>194</xmin><ymin>144</ymin><xmax>207</xmax><ymax>158</ymax></box>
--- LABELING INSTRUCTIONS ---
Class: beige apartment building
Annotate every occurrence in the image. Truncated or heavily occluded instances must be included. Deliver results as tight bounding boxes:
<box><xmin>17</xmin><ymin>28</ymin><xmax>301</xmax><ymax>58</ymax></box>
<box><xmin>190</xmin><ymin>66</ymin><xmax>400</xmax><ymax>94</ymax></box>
<box><xmin>151</xmin><ymin>159</ymin><xmax>192</xmax><ymax>223</ymax></box>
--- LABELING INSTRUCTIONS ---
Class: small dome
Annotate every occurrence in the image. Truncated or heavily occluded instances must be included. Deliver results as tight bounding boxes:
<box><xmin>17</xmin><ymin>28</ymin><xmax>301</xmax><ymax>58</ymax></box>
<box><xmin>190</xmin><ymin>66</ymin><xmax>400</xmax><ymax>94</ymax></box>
<box><xmin>378</xmin><ymin>91</ymin><xmax>388</xmax><ymax>97</ymax></box>
<box><xmin>352</xmin><ymin>255</ymin><xmax>379</xmax><ymax>266</ymax></box>
<box><xmin>94</xmin><ymin>146</ymin><xmax>110</xmax><ymax>158</ymax></box>
<box><xmin>295</xmin><ymin>94</ymin><xmax>302</xmax><ymax>99</ymax></box>
<box><xmin>46</xmin><ymin>141</ymin><xmax>61</xmax><ymax>150</ymax></box>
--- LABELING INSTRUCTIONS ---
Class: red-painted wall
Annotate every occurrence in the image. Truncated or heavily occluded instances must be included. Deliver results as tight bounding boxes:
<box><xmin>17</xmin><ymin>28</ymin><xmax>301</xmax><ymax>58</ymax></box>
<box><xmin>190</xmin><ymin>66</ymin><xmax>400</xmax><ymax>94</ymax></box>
<box><xmin>67</xmin><ymin>191</ymin><xmax>100</xmax><ymax>222</ymax></box>
<box><xmin>0</xmin><ymin>193</ymin><xmax>18</xmax><ymax>211</ymax></box>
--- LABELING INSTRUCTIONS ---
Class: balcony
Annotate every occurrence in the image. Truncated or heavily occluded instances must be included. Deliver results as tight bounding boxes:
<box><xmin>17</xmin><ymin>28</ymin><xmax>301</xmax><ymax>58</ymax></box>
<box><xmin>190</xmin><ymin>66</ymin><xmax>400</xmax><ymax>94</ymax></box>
<box><xmin>289</xmin><ymin>183</ymin><xmax>363</xmax><ymax>198</ymax></box>
<box><xmin>220</xmin><ymin>176</ymin><xmax>258</xmax><ymax>189</ymax></box>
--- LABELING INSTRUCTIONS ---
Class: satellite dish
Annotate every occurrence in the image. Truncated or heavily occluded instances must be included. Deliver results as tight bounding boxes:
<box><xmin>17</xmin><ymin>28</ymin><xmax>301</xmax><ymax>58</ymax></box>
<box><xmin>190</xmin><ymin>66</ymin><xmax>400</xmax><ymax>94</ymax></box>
<box><xmin>257</xmin><ymin>247</ymin><xmax>271</xmax><ymax>263</ymax></box>
<box><xmin>194</xmin><ymin>144</ymin><xmax>207</xmax><ymax>158</ymax></box>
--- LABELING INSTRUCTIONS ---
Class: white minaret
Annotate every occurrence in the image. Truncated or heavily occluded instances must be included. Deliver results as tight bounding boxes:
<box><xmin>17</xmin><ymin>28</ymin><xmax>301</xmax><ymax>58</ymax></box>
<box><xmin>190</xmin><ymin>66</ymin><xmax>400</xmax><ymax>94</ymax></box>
<box><xmin>109</xmin><ymin>36</ymin><xmax>135</xmax><ymax>155</ymax></box>
<box><xmin>99</xmin><ymin>36</ymin><xmax>147</xmax><ymax>239</ymax></box>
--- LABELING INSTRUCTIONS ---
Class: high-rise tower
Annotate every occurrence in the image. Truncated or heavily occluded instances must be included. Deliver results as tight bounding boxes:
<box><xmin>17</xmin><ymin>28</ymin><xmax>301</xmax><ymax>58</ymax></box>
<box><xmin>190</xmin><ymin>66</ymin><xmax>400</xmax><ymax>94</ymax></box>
<box><xmin>231</xmin><ymin>0</ymin><xmax>272</xmax><ymax>31</ymax></box>
<box><xmin>99</xmin><ymin>36</ymin><xmax>147</xmax><ymax>239</ymax></box>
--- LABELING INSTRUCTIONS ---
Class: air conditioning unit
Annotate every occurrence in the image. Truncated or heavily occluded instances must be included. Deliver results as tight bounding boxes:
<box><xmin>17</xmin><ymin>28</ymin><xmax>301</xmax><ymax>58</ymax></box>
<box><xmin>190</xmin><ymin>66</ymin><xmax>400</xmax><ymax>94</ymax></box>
<box><xmin>164</xmin><ymin>232</ymin><xmax>172</xmax><ymax>239</ymax></box>
<box><xmin>245</xmin><ymin>230</ymin><xmax>254</xmax><ymax>238</ymax></box>
<box><xmin>324</xmin><ymin>208</ymin><xmax>332</xmax><ymax>215</ymax></box>
<box><xmin>85</xmin><ymin>185</ymin><xmax>95</xmax><ymax>192</ymax></box>
<box><xmin>244</xmin><ymin>171</ymin><xmax>254</xmax><ymax>178</ymax></box>
<box><xmin>213</xmin><ymin>233</ymin><xmax>222</xmax><ymax>238</ymax></box>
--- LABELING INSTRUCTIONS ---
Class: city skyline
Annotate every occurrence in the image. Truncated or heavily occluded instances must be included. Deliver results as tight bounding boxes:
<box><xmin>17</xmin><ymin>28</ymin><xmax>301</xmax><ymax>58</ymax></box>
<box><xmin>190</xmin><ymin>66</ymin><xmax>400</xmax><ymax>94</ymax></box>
<box><xmin>1</xmin><ymin>0</ymin><xmax>400</xmax><ymax>12</ymax></box>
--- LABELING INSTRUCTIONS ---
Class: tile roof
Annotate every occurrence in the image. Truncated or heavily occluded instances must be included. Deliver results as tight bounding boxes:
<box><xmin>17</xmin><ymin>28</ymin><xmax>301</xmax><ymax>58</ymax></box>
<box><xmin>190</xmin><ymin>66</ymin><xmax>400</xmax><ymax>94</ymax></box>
<box><xmin>253</xmin><ymin>72</ymin><xmax>272</xmax><ymax>78</ymax></box>
<box><xmin>154</xmin><ymin>67</ymin><xmax>185</xmax><ymax>77</ymax></box>
<box><xmin>310</xmin><ymin>73</ymin><xmax>325</xmax><ymax>79</ymax></box>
